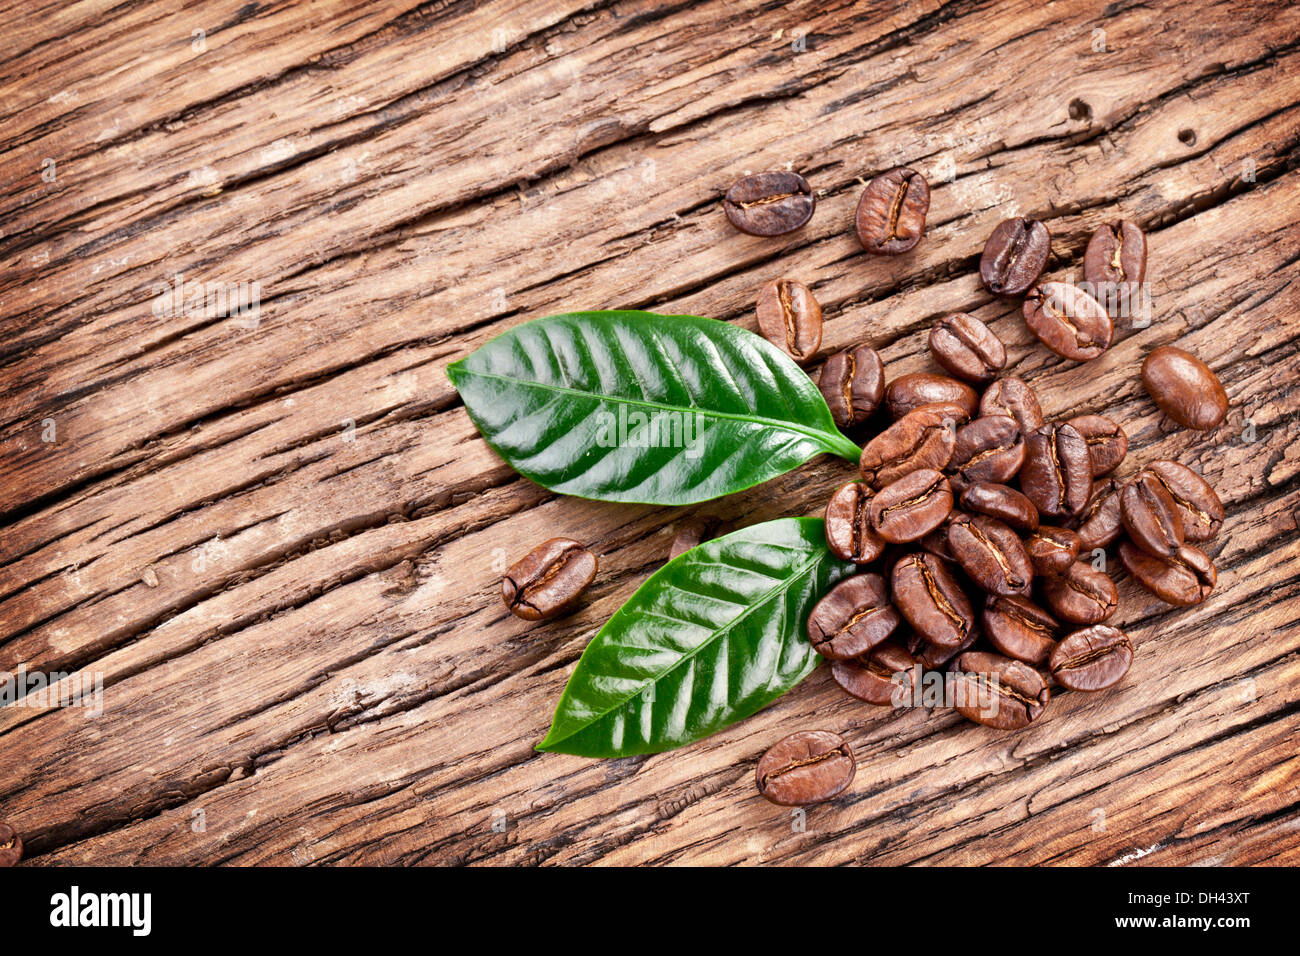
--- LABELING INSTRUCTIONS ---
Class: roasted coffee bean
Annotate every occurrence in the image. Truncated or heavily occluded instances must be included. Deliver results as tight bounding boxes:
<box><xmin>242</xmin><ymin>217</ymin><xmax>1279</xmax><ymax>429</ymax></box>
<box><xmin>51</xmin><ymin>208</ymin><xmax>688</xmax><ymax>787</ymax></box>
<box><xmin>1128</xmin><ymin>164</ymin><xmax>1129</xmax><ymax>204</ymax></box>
<box><xmin>825</xmin><ymin>481</ymin><xmax>888</xmax><ymax>564</ymax></box>
<box><xmin>871</xmin><ymin>469</ymin><xmax>954</xmax><ymax>543</ymax></box>
<box><xmin>952</xmin><ymin>651</ymin><xmax>1050</xmax><ymax>730</ymax></box>
<box><xmin>983</xmin><ymin>594</ymin><xmax>1059</xmax><ymax>665</ymax></box>
<box><xmin>756</xmin><ymin>278</ymin><xmax>822</xmax><ymax>363</ymax></box>
<box><xmin>0</xmin><ymin>822</ymin><xmax>21</xmax><ymax>867</ymax></box>
<box><xmin>1026</xmin><ymin>525</ymin><xmax>1080</xmax><ymax>576</ymax></box>
<box><xmin>1066</xmin><ymin>414</ymin><xmax>1127</xmax><ymax>476</ymax></box>
<box><xmin>858</xmin><ymin>403</ymin><xmax>958</xmax><ymax>489</ymax></box>
<box><xmin>1023</xmin><ymin>282</ymin><xmax>1113</xmax><ymax>361</ymax></box>
<box><xmin>1083</xmin><ymin>220</ymin><xmax>1147</xmax><ymax>307</ymax></box>
<box><xmin>929</xmin><ymin>313</ymin><xmax>1006</xmax><ymax>384</ymax></box>
<box><xmin>1119</xmin><ymin>541</ymin><xmax>1217</xmax><ymax>606</ymax></box>
<box><xmin>891</xmin><ymin>551</ymin><xmax>975</xmax><ymax>648</ymax></box>
<box><xmin>1049</xmin><ymin>625</ymin><xmax>1133</xmax><ymax>691</ymax></box>
<box><xmin>1042</xmin><ymin>560</ymin><xmax>1118</xmax><ymax>624</ymax></box>
<box><xmin>918</xmin><ymin>629</ymin><xmax>978</xmax><ymax>669</ymax></box>
<box><xmin>947</xmin><ymin>513</ymin><xmax>1033</xmax><ymax>596</ymax></box>
<box><xmin>854</xmin><ymin>167</ymin><xmax>930</xmax><ymax>255</ymax></box>
<box><xmin>756</xmin><ymin>730</ymin><xmax>855</xmax><ymax>806</ymax></box>
<box><xmin>807</xmin><ymin>573</ymin><xmax>900</xmax><ymax>659</ymax></box>
<box><xmin>1020</xmin><ymin>422</ymin><xmax>1092</xmax><ymax>519</ymax></box>
<box><xmin>818</xmin><ymin>346</ymin><xmax>885</xmax><ymax>429</ymax></box>
<box><xmin>831</xmin><ymin>641</ymin><xmax>918</xmax><ymax>705</ymax></box>
<box><xmin>960</xmin><ymin>482</ymin><xmax>1038</xmax><ymax>532</ymax></box>
<box><xmin>979</xmin><ymin>218</ymin><xmax>1051</xmax><ymax>297</ymax></box>
<box><xmin>1143</xmin><ymin>460</ymin><xmax>1223</xmax><ymax>541</ymax></box>
<box><xmin>949</xmin><ymin>416</ymin><xmax>1025</xmax><ymax>489</ymax></box>
<box><xmin>1141</xmin><ymin>346</ymin><xmax>1229</xmax><ymax>430</ymax></box>
<box><xmin>884</xmin><ymin>373</ymin><xmax>978</xmax><ymax>420</ymax></box>
<box><xmin>919</xmin><ymin>520</ymin><xmax>959</xmax><ymax>562</ymax></box>
<box><xmin>979</xmin><ymin>376</ymin><xmax>1045</xmax><ymax>432</ymax></box>
<box><xmin>723</xmin><ymin>171</ymin><xmax>815</xmax><ymax>236</ymax></box>
<box><xmin>1121</xmin><ymin>471</ymin><xmax>1185</xmax><ymax>557</ymax></box>
<box><xmin>1075</xmin><ymin>477</ymin><xmax>1125</xmax><ymax>551</ymax></box>
<box><xmin>502</xmin><ymin>538</ymin><xmax>598</xmax><ymax>621</ymax></box>
<box><xmin>669</xmin><ymin>516</ymin><xmax>721</xmax><ymax>559</ymax></box>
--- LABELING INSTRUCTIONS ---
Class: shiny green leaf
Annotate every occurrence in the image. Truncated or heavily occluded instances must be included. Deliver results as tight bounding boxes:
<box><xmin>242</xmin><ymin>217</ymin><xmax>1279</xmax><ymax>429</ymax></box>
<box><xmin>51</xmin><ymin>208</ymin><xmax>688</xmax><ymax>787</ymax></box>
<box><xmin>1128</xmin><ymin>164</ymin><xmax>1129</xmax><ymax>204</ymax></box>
<box><xmin>537</xmin><ymin>518</ymin><xmax>854</xmax><ymax>758</ymax></box>
<box><xmin>446</xmin><ymin>311</ymin><xmax>860</xmax><ymax>505</ymax></box>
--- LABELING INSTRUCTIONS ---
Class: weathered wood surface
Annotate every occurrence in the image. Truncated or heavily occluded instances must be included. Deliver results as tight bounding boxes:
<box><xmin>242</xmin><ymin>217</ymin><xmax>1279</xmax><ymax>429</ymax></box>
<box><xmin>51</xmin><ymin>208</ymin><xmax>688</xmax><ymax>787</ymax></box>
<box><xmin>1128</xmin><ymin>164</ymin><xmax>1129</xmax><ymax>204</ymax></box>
<box><xmin>1</xmin><ymin>0</ymin><xmax>1297</xmax><ymax>865</ymax></box>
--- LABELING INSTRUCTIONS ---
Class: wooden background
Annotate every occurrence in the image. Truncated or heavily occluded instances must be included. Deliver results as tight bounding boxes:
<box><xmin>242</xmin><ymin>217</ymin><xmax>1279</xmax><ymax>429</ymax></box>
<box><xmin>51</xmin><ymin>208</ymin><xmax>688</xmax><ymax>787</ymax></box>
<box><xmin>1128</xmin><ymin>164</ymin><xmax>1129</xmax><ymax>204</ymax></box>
<box><xmin>1</xmin><ymin>0</ymin><xmax>1297</xmax><ymax>866</ymax></box>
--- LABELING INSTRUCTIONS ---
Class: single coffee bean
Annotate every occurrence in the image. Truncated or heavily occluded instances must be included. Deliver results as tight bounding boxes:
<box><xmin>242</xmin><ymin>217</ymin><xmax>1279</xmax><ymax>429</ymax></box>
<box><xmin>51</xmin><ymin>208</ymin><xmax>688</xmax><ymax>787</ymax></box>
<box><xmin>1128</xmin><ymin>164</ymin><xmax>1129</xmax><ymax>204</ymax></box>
<box><xmin>947</xmin><ymin>513</ymin><xmax>1033</xmax><ymax>596</ymax></box>
<box><xmin>1049</xmin><ymin>625</ymin><xmax>1134</xmax><ymax>691</ymax></box>
<box><xmin>1026</xmin><ymin>525</ymin><xmax>1081</xmax><ymax>576</ymax></box>
<box><xmin>831</xmin><ymin>641</ymin><xmax>918</xmax><ymax>705</ymax></box>
<box><xmin>952</xmin><ymin>651</ymin><xmax>1051</xmax><ymax>730</ymax></box>
<box><xmin>859</xmin><ymin>403</ymin><xmax>958</xmax><ymax>489</ymax></box>
<box><xmin>979</xmin><ymin>376</ymin><xmax>1045</xmax><ymax>432</ymax></box>
<box><xmin>854</xmin><ymin>167</ymin><xmax>930</xmax><ymax>255</ymax></box>
<box><xmin>884</xmin><ymin>373</ymin><xmax>978</xmax><ymax>420</ymax></box>
<box><xmin>1020</xmin><ymin>422</ymin><xmax>1092</xmax><ymax>519</ymax></box>
<box><xmin>960</xmin><ymin>482</ymin><xmax>1039</xmax><ymax>532</ymax></box>
<box><xmin>825</xmin><ymin>481</ymin><xmax>888</xmax><ymax>564</ymax></box>
<box><xmin>502</xmin><ymin>538</ymin><xmax>598</xmax><ymax>621</ymax></box>
<box><xmin>723</xmin><ymin>170</ymin><xmax>815</xmax><ymax>236</ymax></box>
<box><xmin>1066</xmin><ymin>414</ymin><xmax>1127</xmax><ymax>476</ymax></box>
<box><xmin>1119</xmin><ymin>541</ymin><xmax>1217</xmax><ymax>606</ymax></box>
<box><xmin>807</xmin><ymin>572</ymin><xmax>900</xmax><ymax>659</ymax></box>
<box><xmin>1143</xmin><ymin>460</ymin><xmax>1223</xmax><ymax>541</ymax></box>
<box><xmin>1141</xmin><ymin>346</ymin><xmax>1229</xmax><ymax>430</ymax></box>
<box><xmin>871</xmin><ymin>469</ymin><xmax>954</xmax><ymax>543</ymax></box>
<box><xmin>669</xmin><ymin>516</ymin><xmax>721</xmax><ymax>560</ymax></box>
<box><xmin>1075</xmin><ymin>477</ymin><xmax>1125</xmax><ymax>551</ymax></box>
<box><xmin>949</xmin><ymin>416</ymin><xmax>1025</xmax><ymax>489</ymax></box>
<box><xmin>756</xmin><ymin>730</ymin><xmax>855</xmax><ymax>806</ymax></box>
<box><xmin>1023</xmin><ymin>282</ymin><xmax>1113</xmax><ymax>361</ymax></box>
<box><xmin>0</xmin><ymin>822</ymin><xmax>21</xmax><ymax>867</ymax></box>
<box><xmin>818</xmin><ymin>346</ymin><xmax>885</xmax><ymax>429</ymax></box>
<box><xmin>919</xmin><ymin>519</ymin><xmax>959</xmax><ymax>562</ymax></box>
<box><xmin>756</xmin><ymin>278</ymin><xmax>822</xmax><ymax>363</ymax></box>
<box><xmin>979</xmin><ymin>218</ymin><xmax>1051</xmax><ymax>297</ymax></box>
<box><xmin>1121</xmin><ymin>470</ymin><xmax>1185</xmax><ymax>557</ymax></box>
<box><xmin>983</xmin><ymin>594</ymin><xmax>1059</xmax><ymax>666</ymax></box>
<box><xmin>1042</xmin><ymin>560</ymin><xmax>1118</xmax><ymax>624</ymax></box>
<box><xmin>929</xmin><ymin>313</ymin><xmax>1006</xmax><ymax>384</ymax></box>
<box><xmin>891</xmin><ymin>551</ymin><xmax>975</xmax><ymax>648</ymax></box>
<box><xmin>1083</xmin><ymin>220</ymin><xmax>1147</xmax><ymax>309</ymax></box>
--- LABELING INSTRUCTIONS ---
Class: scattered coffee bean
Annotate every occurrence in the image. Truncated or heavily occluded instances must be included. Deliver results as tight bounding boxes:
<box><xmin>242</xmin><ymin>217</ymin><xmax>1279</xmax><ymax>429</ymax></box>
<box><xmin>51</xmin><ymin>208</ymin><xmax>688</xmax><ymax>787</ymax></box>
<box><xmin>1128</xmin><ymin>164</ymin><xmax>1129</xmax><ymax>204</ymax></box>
<box><xmin>854</xmin><ymin>167</ymin><xmax>930</xmax><ymax>255</ymax></box>
<box><xmin>979</xmin><ymin>376</ymin><xmax>1045</xmax><ymax>432</ymax></box>
<box><xmin>952</xmin><ymin>651</ymin><xmax>1051</xmax><ymax>730</ymax></box>
<box><xmin>947</xmin><ymin>513</ymin><xmax>1033</xmax><ymax>596</ymax></box>
<box><xmin>949</xmin><ymin>415</ymin><xmax>1025</xmax><ymax>489</ymax></box>
<box><xmin>0</xmin><ymin>822</ymin><xmax>21</xmax><ymax>867</ymax></box>
<box><xmin>1119</xmin><ymin>541</ymin><xmax>1217</xmax><ymax>606</ymax></box>
<box><xmin>818</xmin><ymin>346</ymin><xmax>885</xmax><ymax>429</ymax></box>
<box><xmin>1141</xmin><ymin>346</ymin><xmax>1228</xmax><ymax>430</ymax></box>
<box><xmin>1121</xmin><ymin>470</ymin><xmax>1185</xmax><ymax>557</ymax></box>
<box><xmin>1041</xmin><ymin>559</ymin><xmax>1118</xmax><ymax>624</ymax></box>
<box><xmin>1074</xmin><ymin>477</ymin><xmax>1125</xmax><ymax>551</ymax></box>
<box><xmin>807</xmin><ymin>572</ymin><xmax>900</xmax><ymax>659</ymax></box>
<box><xmin>1026</xmin><ymin>525</ymin><xmax>1081</xmax><ymax>576</ymax></box>
<box><xmin>859</xmin><ymin>403</ymin><xmax>958</xmax><ymax>489</ymax></box>
<box><xmin>885</xmin><ymin>373</ymin><xmax>979</xmax><ymax>420</ymax></box>
<box><xmin>756</xmin><ymin>278</ymin><xmax>822</xmax><ymax>363</ymax></box>
<box><xmin>959</xmin><ymin>482</ymin><xmax>1039</xmax><ymax>532</ymax></box>
<box><xmin>1020</xmin><ymin>422</ymin><xmax>1092</xmax><ymax>519</ymax></box>
<box><xmin>1023</xmin><ymin>282</ymin><xmax>1113</xmax><ymax>361</ymax></box>
<box><xmin>825</xmin><ymin>481</ymin><xmax>888</xmax><ymax>564</ymax></box>
<box><xmin>831</xmin><ymin>641</ymin><xmax>918</xmax><ymax>705</ymax></box>
<box><xmin>979</xmin><ymin>218</ymin><xmax>1051</xmax><ymax>297</ymax></box>
<box><xmin>669</xmin><ymin>516</ymin><xmax>721</xmax><ymax>559</ymax></box>
<box><xmin>870</xmin><ymin>469</ymin><xmax>954</xmax><ymax>543</ymax></box>
<box><xmin>723</xmin><ymin>171</ymin><xmax>815</xmax><ymax>236</ymax></box>
<box><xmin>756</xmin><ymin>730</ymin><xmax>855</xmax><ymax>806</ymax></box>
<box><xmin>929</xmin><ymin>313</ymin><xmax>1006</xmax><ymax>384</ymax></box>
<box><xmin>1143</xmin><ymin>461</ymin><xmax>1223</xmax><ymax>541</ymax></box>
<box><xmin>983</xmin><ymin>594</ymin><xmax>1059</xmax><ymax>666</ymax></box>
<box><xmin>1066</xmin><ymin>414</ymin><xmax>1127</xmax><ymax>476</ymax></box>
<box><xmin>1050</xmin><ymin>625</ymin><xmax>1134</xmax><ymax>691</ymax></box>
<box><xmin>1083</xmin><ymin>220</ymin><xmax>1147</xmax><ymax>308</ymax></box>
<box><xmin>502</xmin><ymin>538</ymin><xmax>598</xmax><ymax>621</ymax></box>
<box><xmin>891</xmin><ymin>551</ymin><xmax>975</xmax><ymax>648</ymax></box>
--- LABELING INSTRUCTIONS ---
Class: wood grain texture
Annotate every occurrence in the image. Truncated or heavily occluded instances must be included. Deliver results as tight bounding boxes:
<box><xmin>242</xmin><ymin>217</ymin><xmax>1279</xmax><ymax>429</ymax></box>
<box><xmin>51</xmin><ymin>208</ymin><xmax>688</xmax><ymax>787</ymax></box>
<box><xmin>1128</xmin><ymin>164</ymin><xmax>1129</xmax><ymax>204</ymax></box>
<box><xmin>0</xmin><ymin>0</ymin><xmax>1297</xmax><ymax>866</ymax></box>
